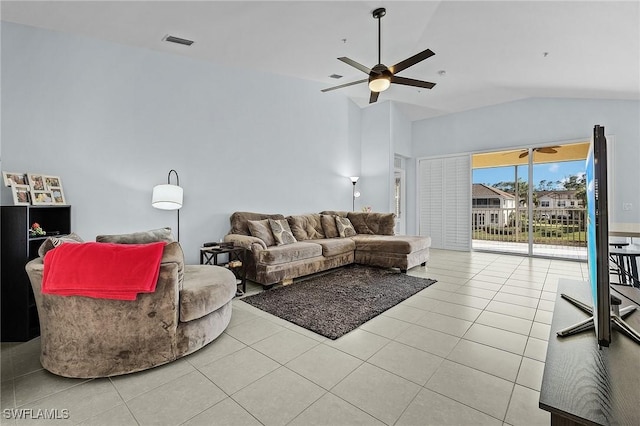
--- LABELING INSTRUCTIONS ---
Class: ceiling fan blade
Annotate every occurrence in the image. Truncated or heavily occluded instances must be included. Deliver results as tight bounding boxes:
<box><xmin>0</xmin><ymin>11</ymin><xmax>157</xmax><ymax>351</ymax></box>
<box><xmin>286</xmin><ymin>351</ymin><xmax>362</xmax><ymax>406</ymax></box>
<box><xmin>321</xmin><ymin>79</ymin><xmax>368</xmax><ymax>93</ymax></box>
<box><xmin>390</xmin><ymin>76</ymin><xmax>436</xmax><ymax>89</ymax></box>
<box><xmin>338</xmin><ymin>57</ymin><xmax>379</xmax><ymax>75</ymax></box>
<box><xmin>369</xmin><ymin>91</ymin><xmax>380</xmax><ymax>104</ymax></box>
<box><xmin>389</xmin><ymin>49</ymin><xmax>435</xmax><ymax>74</ymax></box>
<box><xmin>537</xmin><ymin>147</ymin><xmax>558</xmax><ymax>154</ymax></box>
<box><xmin>519</xmin><ymin>151</ymin><xmax>529</xmax><ymax>158</ymax></box>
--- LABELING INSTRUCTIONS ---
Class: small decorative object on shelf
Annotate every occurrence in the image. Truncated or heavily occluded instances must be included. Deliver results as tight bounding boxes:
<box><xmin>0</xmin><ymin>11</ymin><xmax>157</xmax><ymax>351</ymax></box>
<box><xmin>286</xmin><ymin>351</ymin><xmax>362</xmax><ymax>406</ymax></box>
<box><xmin>29</xmin><ymin>222</ymin><xmax>46</xmax><ymax>237</ymax></box>
<box><xmin>227</xmin><ymin>260</ymin><xmax>243</xmax><ymax>269</ymax></box>
<box><xmin>362</xmin><ymin>206</ymin><xmax>372</xmax><ymax>213</ymax></box>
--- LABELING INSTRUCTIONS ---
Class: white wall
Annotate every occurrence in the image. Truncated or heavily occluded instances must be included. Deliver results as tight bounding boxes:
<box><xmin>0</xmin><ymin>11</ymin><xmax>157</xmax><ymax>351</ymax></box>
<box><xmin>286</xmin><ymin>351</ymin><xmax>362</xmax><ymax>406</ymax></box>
<box><xmin>412</xmin><ymin>98</ymin><xmax>640</xmax><ymax>226</ymax></box>
<box><xmin>1</xmin><ymin>22</ymin><xmax>361</xmax><ymax>263</ymax></box>
<box><xmin>359</xmin><ymin>102</ymin><xmax>391</xmax><ymax>213</ymax></box>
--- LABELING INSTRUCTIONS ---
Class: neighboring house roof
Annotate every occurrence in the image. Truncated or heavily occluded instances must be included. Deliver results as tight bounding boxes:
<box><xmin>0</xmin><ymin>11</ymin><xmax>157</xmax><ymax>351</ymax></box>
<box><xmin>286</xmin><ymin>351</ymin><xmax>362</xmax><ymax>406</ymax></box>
<box><xmin>472</xmin><ymin>184</ymin><xmax>515</xmax><ymax>199</ymax></box>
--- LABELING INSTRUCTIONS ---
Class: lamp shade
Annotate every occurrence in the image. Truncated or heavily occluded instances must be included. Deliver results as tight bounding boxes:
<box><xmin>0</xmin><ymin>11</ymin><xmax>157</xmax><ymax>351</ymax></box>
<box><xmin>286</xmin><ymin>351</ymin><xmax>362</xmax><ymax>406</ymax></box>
<box><xmin>152</xmin><ymin>184</ymin><xmax>183</xmax><ymax>210</ymax></box>
<box><xmin>349</xmin><ymin>176</ymin><xmax>360</xmax><ymax>183</ymax></box>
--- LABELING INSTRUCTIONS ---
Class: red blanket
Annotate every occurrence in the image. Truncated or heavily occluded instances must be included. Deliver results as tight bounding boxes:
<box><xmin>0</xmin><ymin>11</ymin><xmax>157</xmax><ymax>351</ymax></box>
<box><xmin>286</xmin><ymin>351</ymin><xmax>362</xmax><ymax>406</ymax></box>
<box><xmin>42</xmin><ymin>242</ymin><xmax>166</xmax><ymax>300</ymax></box>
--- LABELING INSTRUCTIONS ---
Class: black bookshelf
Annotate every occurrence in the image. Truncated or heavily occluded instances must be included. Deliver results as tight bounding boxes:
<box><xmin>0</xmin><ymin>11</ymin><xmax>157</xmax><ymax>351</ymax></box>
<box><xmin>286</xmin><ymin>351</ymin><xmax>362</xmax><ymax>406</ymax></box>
<box><xmin>1</xmin><ymin>205</ymin><xmax>71</xmax><ymax>341</ymax></box>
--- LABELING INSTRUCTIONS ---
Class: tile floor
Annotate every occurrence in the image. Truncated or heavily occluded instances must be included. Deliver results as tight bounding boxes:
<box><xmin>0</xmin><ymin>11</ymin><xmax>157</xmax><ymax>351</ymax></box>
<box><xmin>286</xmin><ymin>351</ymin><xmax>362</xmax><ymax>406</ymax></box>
<box><xmin>1</xmin><ymin>249</ymin><xmax>588</xmax><ymax>425</ymax></box>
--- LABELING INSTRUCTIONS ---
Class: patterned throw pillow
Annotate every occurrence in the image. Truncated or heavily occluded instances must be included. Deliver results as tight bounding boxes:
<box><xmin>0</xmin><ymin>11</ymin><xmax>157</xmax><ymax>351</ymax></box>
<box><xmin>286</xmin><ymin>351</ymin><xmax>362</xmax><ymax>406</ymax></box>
<box><xmin>38</xmin><ymin>232</ymin><xmax>84</xmax><ymax>257</ymax></box>
<box><xmin>268</xmin><ymin>219</ymin><xmax>297</xmax><ymax>246</ymax></box>
<box><xmin>247</xmin><ymin>219</ymin><xmax>276</xmax><ymax>246</ymax></box>
<box><xmin>336</xmin><ymin>216</ymin><xmax>357</xmax><ymax>237</ymax></box>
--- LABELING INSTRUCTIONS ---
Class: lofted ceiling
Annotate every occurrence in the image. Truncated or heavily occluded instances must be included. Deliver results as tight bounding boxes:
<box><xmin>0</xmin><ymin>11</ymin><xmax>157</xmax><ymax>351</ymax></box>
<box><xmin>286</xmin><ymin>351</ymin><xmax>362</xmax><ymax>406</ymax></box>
<box><xmin>2</xmin><ymin>1</ymin><xmax>639</xmax><ymax>121</ymax></box>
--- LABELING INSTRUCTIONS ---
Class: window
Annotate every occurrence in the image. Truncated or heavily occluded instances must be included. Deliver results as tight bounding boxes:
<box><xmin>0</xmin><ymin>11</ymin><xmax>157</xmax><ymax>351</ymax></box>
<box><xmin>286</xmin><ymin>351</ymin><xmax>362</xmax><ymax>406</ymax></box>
<box><xmin>541</xmin><ymin>201</ymin><xmax>550</xmax><ymax>207</ymax></box>
<box><xmin>490</xmin><ymin>213</ymin><xmax>499</xmax><ymax>224</ymax></box>
<box><xmin>557</xmin><ymin>201</ymin><xmax>566</xmax><ymax>207</ymax></box>
<box><xmin>570</xmin><ymin>201</ymin><xmax>575</xmax><ymax>206</ymax></box>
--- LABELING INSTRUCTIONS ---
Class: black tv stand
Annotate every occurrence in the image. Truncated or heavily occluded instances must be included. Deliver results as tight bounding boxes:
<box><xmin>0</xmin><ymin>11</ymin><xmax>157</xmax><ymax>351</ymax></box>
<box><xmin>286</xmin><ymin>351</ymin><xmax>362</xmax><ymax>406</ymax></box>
<box><xmin>557</xmin><ymin>292</ymin><xmax>640</xmax><ymax>345</ymax></box>
<box><xmin>540</xmin><ymin>280</ymin><xmax>640</xmax><ymax>425</ymax></box>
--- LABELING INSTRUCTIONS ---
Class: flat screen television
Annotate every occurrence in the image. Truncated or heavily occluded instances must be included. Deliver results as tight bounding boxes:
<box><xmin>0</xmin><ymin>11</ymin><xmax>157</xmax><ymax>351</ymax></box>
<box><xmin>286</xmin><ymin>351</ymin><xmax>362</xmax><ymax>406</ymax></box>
<box><xmin>586</xmin><ymin>124</ymin><xmax>611</xmax><ymax>346</ymax></box>
<box><xmin>558</xmin><ymin>125</ymin><xmax>638</xmax><ymax>346</ymax></box>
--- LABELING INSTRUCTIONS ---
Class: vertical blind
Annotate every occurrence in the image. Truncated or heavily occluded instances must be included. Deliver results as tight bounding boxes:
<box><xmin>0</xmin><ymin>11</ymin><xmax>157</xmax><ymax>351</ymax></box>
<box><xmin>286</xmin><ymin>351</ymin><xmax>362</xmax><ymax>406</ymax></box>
<box><xmin>418</xmin><ymin>155</ymin><xmax>471</xmax><ymax>251</ymax></box>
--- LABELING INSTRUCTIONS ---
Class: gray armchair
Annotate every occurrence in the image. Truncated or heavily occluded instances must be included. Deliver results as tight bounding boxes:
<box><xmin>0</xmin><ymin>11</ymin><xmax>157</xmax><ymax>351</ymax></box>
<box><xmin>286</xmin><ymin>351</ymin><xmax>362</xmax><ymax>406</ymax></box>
<box><xmin>25</xmin><ymin>237</ymin><xmax>236</xmax><ymax>378</ymax></box>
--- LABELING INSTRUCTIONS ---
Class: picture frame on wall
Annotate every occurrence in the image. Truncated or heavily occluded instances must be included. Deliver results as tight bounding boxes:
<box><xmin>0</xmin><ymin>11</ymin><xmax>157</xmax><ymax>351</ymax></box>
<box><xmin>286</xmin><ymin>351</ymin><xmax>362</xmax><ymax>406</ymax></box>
<box><xmin>3</xmin><ymin>172</ymin><xmax>28</xmax><ymax>187</ymax></box>
<box><xmin>50</xmin><ymin>186</ymin><xmax>66</xmax><ymax>205</ymax></box>
<box><xmin>11</xmin><ymin>184</ymin><xmax>31</xmax><ymax>205</ymax></box>
<box><xmin>44</xmin><ymin>175</ymin><xmax>62</xmax><ymax>189</ymax></box>
<box><xmin>27</xmin><ymin>173</ymin><xmax>46</xmax><ymax>191</ymax></box>
<box><xmin>30</xmin><ymin>189</ymin><xmax>54</xmax><ymax>205</ymax></box>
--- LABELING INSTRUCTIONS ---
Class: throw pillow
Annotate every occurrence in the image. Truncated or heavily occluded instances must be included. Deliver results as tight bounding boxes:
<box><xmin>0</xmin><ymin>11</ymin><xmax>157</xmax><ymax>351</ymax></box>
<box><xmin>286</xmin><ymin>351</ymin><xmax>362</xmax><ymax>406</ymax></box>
<box><xmin>268</xmin><ymin>219</ymin><xmax>297</xmax><ymax>246</ymax></box>
<box><xmin>321</xmin><ymin>214</ymin><xmax>340</xmax><ymax>238</ymax></box>
<box><xmin>336</xmin><ymin>216</ymin><xmax>357</xmax><ymax>238</ymax></box>
<box><xmin>96</xmin><ymin>227</ymin><xmax>175</xmax><ymax>244</ymax></box>
<box><xmin>38</xmin><ymin>232</ymin><xmax>84</xmax><ymax>258</ymax></box>
<box><xmin>247</xmin><ymin>219</ymin><xmax>276</xmax><ymax>246</ymax></box>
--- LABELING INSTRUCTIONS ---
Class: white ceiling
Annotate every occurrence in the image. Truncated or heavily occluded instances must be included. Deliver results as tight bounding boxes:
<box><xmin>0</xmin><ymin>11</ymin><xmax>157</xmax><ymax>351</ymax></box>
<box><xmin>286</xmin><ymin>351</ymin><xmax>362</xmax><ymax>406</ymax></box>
<box><xmin>2</xmin><ymin>1</ymin><xmax>639</xmax><ymax>120</ymax></box>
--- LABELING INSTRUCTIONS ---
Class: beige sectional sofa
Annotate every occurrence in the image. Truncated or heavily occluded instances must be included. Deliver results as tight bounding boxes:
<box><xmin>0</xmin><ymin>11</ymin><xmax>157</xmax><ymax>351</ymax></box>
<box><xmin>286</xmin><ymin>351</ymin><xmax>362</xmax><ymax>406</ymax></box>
<box><xmin>224</xmin><ymin>211</ymin><xmax>431</xmax><ymax>288</ymax></box>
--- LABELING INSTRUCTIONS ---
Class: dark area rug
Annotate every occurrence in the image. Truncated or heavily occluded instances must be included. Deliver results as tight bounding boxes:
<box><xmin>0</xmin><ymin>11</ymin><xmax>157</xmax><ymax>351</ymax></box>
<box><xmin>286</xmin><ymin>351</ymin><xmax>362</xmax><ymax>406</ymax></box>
<box><xmin>241</xmin><ymin>264</ymin><xmax>436</xmax><ymax>340</ymax></box>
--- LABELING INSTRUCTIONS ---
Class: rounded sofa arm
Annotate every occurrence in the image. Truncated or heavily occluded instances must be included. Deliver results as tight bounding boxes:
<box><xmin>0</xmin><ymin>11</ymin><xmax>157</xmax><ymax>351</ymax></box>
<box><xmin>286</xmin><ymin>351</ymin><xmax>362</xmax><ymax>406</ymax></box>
<box><xmin>224</xmin><ymin>234</ymin><xmax>266</xmax><ymax>251</ymax></box>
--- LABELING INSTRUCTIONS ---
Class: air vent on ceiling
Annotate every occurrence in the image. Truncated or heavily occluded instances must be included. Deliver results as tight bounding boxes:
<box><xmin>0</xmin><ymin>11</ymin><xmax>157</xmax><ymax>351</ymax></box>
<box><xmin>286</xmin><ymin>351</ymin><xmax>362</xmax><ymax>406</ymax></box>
<box><xmin>163</xmin><ymin>35</ymin><xmax>194</xmax><ymax>46</ymax></box>
<box><xmin>329</xmin><ymin>74</ymin><xmax>343</xmax><ymax>79</ymax></box>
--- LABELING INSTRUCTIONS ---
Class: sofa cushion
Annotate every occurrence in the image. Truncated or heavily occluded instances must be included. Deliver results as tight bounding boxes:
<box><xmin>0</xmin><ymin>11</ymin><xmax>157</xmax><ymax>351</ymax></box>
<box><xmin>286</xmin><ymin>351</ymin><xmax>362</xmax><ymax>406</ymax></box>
<box><xmin>269</xmin><ymin>219</ymin><xmax>297</xmax><ymax>246</ymax></box>
<box><xmin>38</xmin><ymin>232</ymin><xmax>84</xmax><ymax>257</ymax></box>
<box><xmin>179</xmin><ymin>265</ymin><xmax>236</xmax><ymax>322</ymax></box>
<box><xmin>229</xmin><ymin>212</ymin><xmax>285</xmax><ymax>236</ymax></box>
<box><xmin>321</xmin><ymin>215</ymin><xmax>339</xmax><ymax>238</ymax></box>
<box><xmin>288</xmin><ymin>214</ymin><xmax>325</xmax><ymax>240</ymax></box>
<box><xmin>336</xmin><ymin>216</ymin><xmax>357</xmax><ymax>238</ymax></box>
<box><xmin>347</xmin><ymin>212</ymin><xmax>396</xmax><ymax>235</ymax></box>
<box><xmin>351</xmin><ymin>235</ymin><xmax>431</xmax><ymax>254</ymax></box>
<box><xmin>96</xmin><ymin>227</ymin><xmax>175</xmax><ymax>244</ymax></box>
<box><xmin>247</xmin><ymin>219</ymin><xmax>276</xmax><ymax>247</ymax></box>
<box><xmin>257</xmin><ymin>242</ymin><xmax>322</xmax><ymax>266</ymax></box>
<box><xmin>313</xmin><ymin>238</ymin><xmax>356</xmax><ymax>257</ymax></box>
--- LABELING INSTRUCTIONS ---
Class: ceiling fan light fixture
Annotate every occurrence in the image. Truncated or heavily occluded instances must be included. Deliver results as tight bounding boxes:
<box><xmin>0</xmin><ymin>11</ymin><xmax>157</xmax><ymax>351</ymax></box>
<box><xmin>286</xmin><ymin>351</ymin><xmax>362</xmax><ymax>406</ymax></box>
<box><xmin>369</xmin><ymin>75</ymin><xmax>391</xmax><ymax>92</ymax></box>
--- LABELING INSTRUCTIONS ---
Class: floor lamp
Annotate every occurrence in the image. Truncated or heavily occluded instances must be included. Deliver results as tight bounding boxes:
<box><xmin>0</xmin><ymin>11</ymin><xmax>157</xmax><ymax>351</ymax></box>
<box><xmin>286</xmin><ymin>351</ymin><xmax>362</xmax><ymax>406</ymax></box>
<box><xmin>350</xmin><ymin>176</ymin><xmax>361</xmax><ymax>211</ymax></box>
<box><xmin>152</xmin><ymin>169</ymin><xmax>183</xmax><ymax>241</ymax></box>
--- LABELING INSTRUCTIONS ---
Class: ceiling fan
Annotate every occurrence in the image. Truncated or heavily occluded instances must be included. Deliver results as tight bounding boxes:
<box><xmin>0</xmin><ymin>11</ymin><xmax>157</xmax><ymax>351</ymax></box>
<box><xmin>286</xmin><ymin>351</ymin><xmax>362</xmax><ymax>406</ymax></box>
<box><xmin>321</xmin><ymin>7</ymin><xmax>436</xmax><ymax>104</ymax></box>
<box><xmin>518</xmin><ymin>146</ymin><xmax>561</xmax><ymax>158</ymax></box>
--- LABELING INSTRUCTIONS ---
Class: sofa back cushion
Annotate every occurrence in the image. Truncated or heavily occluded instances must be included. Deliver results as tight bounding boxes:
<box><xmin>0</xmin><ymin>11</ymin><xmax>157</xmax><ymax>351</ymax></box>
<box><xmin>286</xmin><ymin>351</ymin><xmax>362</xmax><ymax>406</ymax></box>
<box><xmin>96</xmin><ymin>227</ymin><xmax>175</xmax><ymax>244</ymax></box>
<box><xmin>229</xmin><ymin>212</ymin><xmax>285</xmax><ymax>236</ymax></box>
<box><xmin>287</xmin><ymin>214</ymin><xmax>325</xmax><ymax>240</ymax></box>
<box><xmin>319</xmin><ymin>210</ymin><xmax>349</xmax><ymax>218</ymax></box>
<box><xmin>347</xmin><ymin>212</ymin><xmax>396</xmax><ymax>235</ymax></box>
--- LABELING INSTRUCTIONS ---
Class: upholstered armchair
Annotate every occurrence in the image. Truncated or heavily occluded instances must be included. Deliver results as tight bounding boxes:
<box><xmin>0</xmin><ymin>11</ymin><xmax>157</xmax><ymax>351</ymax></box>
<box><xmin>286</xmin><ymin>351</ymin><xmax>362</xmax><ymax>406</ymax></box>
<box><xmin>25</xmin><ymin>230</ymin><xmax>236</xmax><ymax>378</ymax></box>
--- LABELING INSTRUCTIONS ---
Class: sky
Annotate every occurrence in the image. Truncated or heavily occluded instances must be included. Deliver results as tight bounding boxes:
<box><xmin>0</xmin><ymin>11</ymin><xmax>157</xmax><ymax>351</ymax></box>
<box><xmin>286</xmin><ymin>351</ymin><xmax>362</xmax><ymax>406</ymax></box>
<box><xmin>473</xmin><ymin>160</ymin><xmax>586</xmax><ymax>189</ymax></box>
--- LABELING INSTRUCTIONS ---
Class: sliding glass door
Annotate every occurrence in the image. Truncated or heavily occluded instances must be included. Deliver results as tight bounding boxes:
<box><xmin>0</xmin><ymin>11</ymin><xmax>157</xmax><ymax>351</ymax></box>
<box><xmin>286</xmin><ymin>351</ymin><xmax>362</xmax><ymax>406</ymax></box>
<box><xmin>472</xmin><ymin>142</ymin><xmax>589</xmax><ymax>260</ymax></box>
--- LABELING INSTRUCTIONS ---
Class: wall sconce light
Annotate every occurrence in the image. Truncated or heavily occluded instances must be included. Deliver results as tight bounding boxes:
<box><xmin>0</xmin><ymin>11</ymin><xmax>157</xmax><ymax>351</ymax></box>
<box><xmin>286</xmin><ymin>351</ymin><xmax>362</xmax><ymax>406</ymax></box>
<box><xmin>350</xmin><ymin>176</ymin><xmax>360</xmax><ymax>211</ymax></box>
<box><xmin>152</xmin><ymin>169</ymin><xmax>183</xmax><ymax>241</ymax></box>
